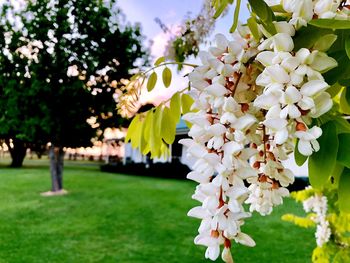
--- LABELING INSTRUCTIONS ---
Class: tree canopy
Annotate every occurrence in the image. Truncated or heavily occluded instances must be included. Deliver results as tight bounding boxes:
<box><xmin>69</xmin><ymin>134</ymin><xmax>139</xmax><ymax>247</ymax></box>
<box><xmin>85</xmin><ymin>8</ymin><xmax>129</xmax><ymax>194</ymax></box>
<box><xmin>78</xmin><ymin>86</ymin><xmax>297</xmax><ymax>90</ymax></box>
<box><xmin>0</xmin><ymin>0</ymin><xmax>148</xmax><ymax>166</ymax></box>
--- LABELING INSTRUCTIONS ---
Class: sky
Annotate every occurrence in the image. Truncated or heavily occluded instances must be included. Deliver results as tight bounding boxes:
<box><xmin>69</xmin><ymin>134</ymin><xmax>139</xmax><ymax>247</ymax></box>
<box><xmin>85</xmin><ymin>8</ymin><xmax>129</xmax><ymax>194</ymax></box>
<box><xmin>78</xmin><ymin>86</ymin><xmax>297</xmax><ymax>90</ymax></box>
<box><xmin>119</xmin><ymin>0</ymin><xmax>249</xmax><ymax>57</ymax></box>
<box><xmin>118</xmin><ymin>0</ymin><xmax>250</xmax><ymax>104</ymax></box>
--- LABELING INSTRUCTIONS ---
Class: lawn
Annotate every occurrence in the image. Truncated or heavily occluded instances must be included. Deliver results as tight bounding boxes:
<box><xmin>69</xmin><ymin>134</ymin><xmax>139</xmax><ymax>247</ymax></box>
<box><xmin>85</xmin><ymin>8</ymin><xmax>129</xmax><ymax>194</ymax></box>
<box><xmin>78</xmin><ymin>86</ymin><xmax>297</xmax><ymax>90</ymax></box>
<box><xmin>0</xmin><ymin>158</ymin><xmax>315</xmax><ymax>263</ymax></box>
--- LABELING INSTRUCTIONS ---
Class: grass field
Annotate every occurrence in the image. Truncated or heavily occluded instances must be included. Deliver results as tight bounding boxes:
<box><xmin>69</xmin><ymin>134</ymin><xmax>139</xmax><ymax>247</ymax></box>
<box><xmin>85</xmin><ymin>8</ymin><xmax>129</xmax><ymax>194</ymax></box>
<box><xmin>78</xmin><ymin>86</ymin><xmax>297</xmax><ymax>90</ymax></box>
<box><xmin>0</xmin><ymin>158</ymin><xmax>315</xmax><ymax>263</ymax></box>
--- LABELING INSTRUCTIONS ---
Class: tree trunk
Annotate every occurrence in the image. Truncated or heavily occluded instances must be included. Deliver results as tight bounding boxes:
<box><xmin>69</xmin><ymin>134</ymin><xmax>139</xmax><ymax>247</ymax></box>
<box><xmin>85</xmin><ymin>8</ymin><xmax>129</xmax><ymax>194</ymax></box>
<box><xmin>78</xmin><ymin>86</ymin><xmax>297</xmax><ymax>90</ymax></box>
<box><xmin>6</xmin><ymin>139</ymin><xmax>27</xmax><ymax>168</ymax></box>
<box><xmin>49</xmin><ymin>145</ymin><xmax>64</xmax><ymax>192</ymax></box>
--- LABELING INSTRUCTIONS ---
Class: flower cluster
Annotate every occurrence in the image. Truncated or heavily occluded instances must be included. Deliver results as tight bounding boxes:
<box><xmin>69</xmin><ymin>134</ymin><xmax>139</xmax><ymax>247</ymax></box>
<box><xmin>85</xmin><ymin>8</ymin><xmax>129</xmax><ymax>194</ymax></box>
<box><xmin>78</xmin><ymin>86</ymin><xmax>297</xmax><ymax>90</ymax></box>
<box><xmin>180</xmin><ymin>31</ymin><xmax>261</xmax><ymax>262</ymax></box>
<box><xmin>266</xmin><ymin>0</ymin><xmax>350</xmax><ymax>29</ymax></box>
<box><xmin>303</xmin><ymin>191</ymin><xmax>331</xmax><ymax>247</ymax></box>
<box><xmin>181</xmin><ymin>1</ymin><xmax>340</xmax><ymax>258</ymax></box>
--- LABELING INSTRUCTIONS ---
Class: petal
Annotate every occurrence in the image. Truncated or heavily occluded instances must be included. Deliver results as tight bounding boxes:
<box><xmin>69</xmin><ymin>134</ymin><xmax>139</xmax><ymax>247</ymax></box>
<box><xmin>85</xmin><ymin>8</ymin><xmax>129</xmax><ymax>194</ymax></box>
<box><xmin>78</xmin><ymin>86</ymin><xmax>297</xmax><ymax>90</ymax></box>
<box><xmin>215</xmin><ymin>33</ymin><xmax>228</xmax><ymax>50</ymax></box>
<box><xmin>223</xmin><ymin>141</ymin><xmax>244</xmax><ymax>155</ymax></box>
<box><xmin>309</xmin><ymin>126</ymin><xmax>323</xmax><ymax>138</ymax></box>
<box><xmin>254</xmin><ymin>93</ymin><xmax>280</xmax><ymax>109</ymax></box>
<box><xmin>223</xmin><ymin>97</ymin><xmax>240</xmax><ymax>112</ymax></box>
<box><xmin>311</xmin><ymin>92</ymin><xmax>333</xmax><ymax>118</ymax></box>
<box><xmin>266</xmin><ymin>65</ymin><xmax>290</xmax><ymax>84</ymax></box>
<box><xmin>274</xmin><ymin>21</ymin><xmax>295</xmax><ymax>36</ymax></box>
<box><xmin>275</xmin><ymin>128</ymin><xmax>289</xmax><ymax>144</ymax></box>
<box><xmin>187</xmin><ymin>171</ymin><xmax>209</xmax><ymax>183</ymax></box>
<box><xmin>290</xmin><ymin>72</ymin><xmax>304</xmax><ymax>86</ymax></box>
<box><xmin>308</xmin><ymin>51</ymin><xmax>338</xmax><ymax>73</ymax></box>
<box><xmin>209</xmin><ymin>47</ymin><xmax>224</xmax><ymax>57</ymax></box>
<box><xmin>288</xmin><ymin>104</ymin><xmax>302</xmax><ymax>118</ymax></box>
<box><xmin>266</xmin><ymin>104</ymin><xmax>282</xmax><ymax>119</ymax></box>
<box><xmin>296</xmin><ymin>48</ymin><xmax>310</xmax><ymax>64</ymax></box>
<box><xmin>222</xmin><ymin>247</ymin><xmax>234</xmax><ymax>263</ymax></box>
<box><xmin>298</xmin><ymin>97</ymin><xmax>315</xmax><ymax>110</ymax></box>
<box><xmin>179</xmin><ymin>138</ymin><xmax>194</xmax><ymax>147</ymax></box>
<box><xmin>208</xmin><ymin>58</ymin><xmax>224</xmax><ymax>73</ymax></box>
<box><xmin>233</xmin><ymin>115</ymin><xmax>256</xmax><ymax>130</ymax></box>
<box><xmin>187</xmin><ymin>206</ymin><xmax>210</xmax><ymax>219</ymax></box>
<box><xmin>256</xmin><ymin>51</ymin><xmax>275</xmax><ymax>67</ymax></box>
<box><xmin>205</xmin><ymin>83</ymin><xmax>228</xmax><ymax>97</ymax></box>
<box><xmin>311</xmin><ymin>139</ymin><xmax>320</xmax><ymax>152</ymax></box>
<box><xmin>208</xmin><ymin>123</ymin><xmax>227</xmax><ymax>136</ymax></box>
<box><xmin>298</xmin><ymin>140</ymin><xmax>313</xmax><ymax>156</ymax></box>
<box><xmin>222</xmin><ymin>64</ymin><xmax>235</xmax><ymax>77</ymax></box>
<box><xmin>300</xmin><ymin>80</ymin><xmax>329</xmax><ymax>97</ymax></box>
<box><xmin>273</xmin><ymin>33</ymin><xmax>294</xmax><ymax>52</ymax></box>
<box><xmin>264</xmin><ymin>118</ymin><xmax>288</xmax><ymax>130</ymax></box>
<box><xmin>281</xmin><ymin>57</ymin><xmax>300</xmax><ymax>72</ymax></box>
<box><xmin>235</xmin><ymin>232</ymin><xmax>256</xmax><ymax>247</ymax></box>
<box><xmin>284</xmin><ymin>85</ymin><xmax>302</xmax><ymax>103</ymax></box>
<box><xmin>205</xmin><ymin>245</ymin><xmax>220</xmax><ymax>261</ymax></box>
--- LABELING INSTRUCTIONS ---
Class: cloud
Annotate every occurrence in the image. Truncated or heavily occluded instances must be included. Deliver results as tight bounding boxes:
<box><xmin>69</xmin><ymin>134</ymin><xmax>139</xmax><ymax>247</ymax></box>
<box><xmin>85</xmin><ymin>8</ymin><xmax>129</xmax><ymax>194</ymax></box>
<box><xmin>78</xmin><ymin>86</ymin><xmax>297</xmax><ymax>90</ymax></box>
<box><xmin>150</xmin><ymin>23</ymin><xmax>182</xmax><ymax>58</ymax></box>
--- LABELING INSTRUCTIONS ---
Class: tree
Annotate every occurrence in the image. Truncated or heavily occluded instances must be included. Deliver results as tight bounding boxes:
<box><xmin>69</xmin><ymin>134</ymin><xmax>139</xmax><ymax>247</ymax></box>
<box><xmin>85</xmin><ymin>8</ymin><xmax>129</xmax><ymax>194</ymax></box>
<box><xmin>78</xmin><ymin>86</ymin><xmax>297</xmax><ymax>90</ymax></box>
<box><xmin>118</xmin><ymin>0</ymin><xmax>350</xmax><ymax>262</ymax></box>
<box><xmin>0</xmin><ymin>0</ymin><xmax>147</xmax><ymax>190</ymax></box>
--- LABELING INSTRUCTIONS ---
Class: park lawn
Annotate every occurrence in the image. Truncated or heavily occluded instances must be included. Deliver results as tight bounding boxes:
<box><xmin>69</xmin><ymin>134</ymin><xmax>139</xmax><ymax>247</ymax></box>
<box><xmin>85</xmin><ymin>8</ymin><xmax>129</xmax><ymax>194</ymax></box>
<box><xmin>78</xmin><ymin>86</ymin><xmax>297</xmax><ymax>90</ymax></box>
<box><xmin>0</xmin><ymin>159</ymin><xmax>315</xmax><ymax>263</ymax></box>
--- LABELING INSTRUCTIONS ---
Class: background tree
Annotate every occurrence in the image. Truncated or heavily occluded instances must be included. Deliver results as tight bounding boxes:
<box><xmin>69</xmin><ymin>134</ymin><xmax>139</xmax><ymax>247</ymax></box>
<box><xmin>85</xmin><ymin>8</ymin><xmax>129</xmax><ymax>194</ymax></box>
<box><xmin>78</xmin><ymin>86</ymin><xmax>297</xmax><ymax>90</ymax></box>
<box><xmin>0</xmin><ymin>0</ymin><xmax>148</xmax><ymax>190</ymax></box>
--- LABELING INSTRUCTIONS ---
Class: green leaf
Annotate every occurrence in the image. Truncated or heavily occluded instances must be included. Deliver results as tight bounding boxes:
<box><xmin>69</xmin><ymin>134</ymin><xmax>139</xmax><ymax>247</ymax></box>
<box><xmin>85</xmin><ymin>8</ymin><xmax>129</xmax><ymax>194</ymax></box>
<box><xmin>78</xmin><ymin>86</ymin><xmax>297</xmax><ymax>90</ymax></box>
<box><xmin>247</xmin><ymin>17</ymin><xmax>260</xmax><ymax>41</ymax></box>
<box><xmin>309</xmin><ymin>19</ymin><xmax>350</xmax><ymax>29</ymax></box>
<box><xmin>181</xmin><ymin>93</ymin><xmax>194</xmax><ymax>114</ymax></box>
<box><xmin>293</xmin><ymin>25</ymin><xmax>331</xmax><ymax>50</ymax></box>
<box><xmin>126</xmin><ymin>114</ymin><xmax>141</xmax><ymax>146</ymax></box>
<box><xmin>170</xmin><ymin>92</ymin><xmax>181</xmax><ymax>120</ymax></box>
<box><xmin>230</xmin><ymin>0</ymin><xmax>241</xmax><ymax>33</ymax></box>
<box><xmin>327</xmin><ymin>83</ymin><xmax>342</xmax><ymax>97</ymax></box>
<box><xmin>337</xmin><ymin>134</ymin><xmax>350</xmax><ymax>168</ymax></box>
<box><xmin>294</xmin><ymin>140</ymin><xmax>308</xmax><ymax>166</ymax></box>
<box><xmin>162</xmin><ymin>67</ymin><xmax>172</xmax><ymax>88</ymax></box>
<box><xmin>213</xmin><ymin>0</ymin><xmax>229</xmax><ymax>19</ymax></box>
<box><xmin>270</xmin><ymin>4</ymin><xmax>285</xmax><ymax>12</ymax></box>
<box><xmin>308</xmin><ymin>122</ymin><xmax>338</xmax><ymax>189</ymax></box>
<box><xmin>345</xmin><ymin>36</ymin><xmax>350</xmax><ymax>60</ymax></box>
<box><xmin>248</xmin><ymin>0</ymin><xmax>275</xmax><ymax>23</ymax></box>
<box><xmin>332</xmin><ymin>116</ymin><xmax>350</xmax><ymax>134</ymax></box>
<box><xmin>154</xmin><ymin>56</ymin><xmax>165</xmax><ymax>66</ymax></box>
<box><xmin>161</xmin><ymin>107</ymin><xmax>177</xmax><ymax>144</ymax></box>
<box><xmin>140</xmin><ymin>111</ymin><xmax>152</xmax><ymax>154</ymax></box>
<box><xmin>153</xmin><ymin>106</ymin><xmax>163</xmax><ymax>138</ymax></box>
<box><xmin>149</xmin><ymin>110</ymin><xmax>161</xmax><ymax>158</ymax></box>
<box><xmin>340</xmin><ymin>87</ymin><xmax>350</xmax><ymax>114</ymax></box>
<box><xmin>339</xmin><ymin>167</ymin><xmax>350</xmax><ymax>213</ymax></box>
<box><xmin>147</xmin><ymin>72</ymin><xmax>157</xmax><ymax>92</ymax></box>
<box><xmin>313</xmin><ymin>34</ymin><xmax>337</xmax><ymax>51</ymax></box>
<box><xmin>324</xmin><ymin>51</ymin><xmax>350</xmax><ymax>85</ymax></box>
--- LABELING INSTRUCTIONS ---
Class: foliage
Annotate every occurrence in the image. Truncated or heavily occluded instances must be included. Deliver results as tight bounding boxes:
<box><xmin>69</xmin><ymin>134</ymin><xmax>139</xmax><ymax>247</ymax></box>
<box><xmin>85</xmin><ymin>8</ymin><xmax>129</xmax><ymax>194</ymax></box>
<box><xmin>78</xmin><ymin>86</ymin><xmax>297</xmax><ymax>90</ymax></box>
<box><xmin>0</xmin><ymin>0</ymin><xmax>148</xmax><ymax>152</ymax></box>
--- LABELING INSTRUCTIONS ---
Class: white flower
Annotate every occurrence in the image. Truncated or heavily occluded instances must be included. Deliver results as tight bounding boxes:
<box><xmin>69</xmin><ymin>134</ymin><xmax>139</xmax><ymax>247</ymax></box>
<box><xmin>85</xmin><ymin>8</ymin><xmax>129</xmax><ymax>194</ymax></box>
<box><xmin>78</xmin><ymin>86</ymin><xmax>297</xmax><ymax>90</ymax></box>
<box><xmin>279</xmin><ymin>85</ymin><xmax>302</xmax><ymax>119</ymax></box>
<box><xmin>67</xmin><ymin>65</ymin><xmax>79</xmax><ymax>77</ymax></box>
<box><xmin>283</xmin><ymin>0</ymin><xmax>314</xmax><ymax>29</ymax></box>
<box><xmin>295</xmin><ymin>126</ymin><xmax>322</xmax><ymax>156</ymax></box>
<box><xmin>298</xmin><ymin>80</ymin><xmax>329</xmax><ymax>111</ymax></box>
<box><xmin>302</xmin><ymin>192</ymin><xmax>331</xmax><ymax>247</ymax></box>
<box><xmin>314</xmin><ymin>0</ymin><xmax>340</xmax><ymax>18</ymax></box>
<box><xmin>316</xmin><ymin>221</ymin><xmax>331</xmax><ymax>247</ymax></box>
<box><xmin>195</xmin><ymin>234</ymin><xmax>222</xmax><ymax>261</ymax></box>
<box><xmin>259</xmin><ymin>33</ymin><xmax>294</xmax><ymax>52</ymax></box>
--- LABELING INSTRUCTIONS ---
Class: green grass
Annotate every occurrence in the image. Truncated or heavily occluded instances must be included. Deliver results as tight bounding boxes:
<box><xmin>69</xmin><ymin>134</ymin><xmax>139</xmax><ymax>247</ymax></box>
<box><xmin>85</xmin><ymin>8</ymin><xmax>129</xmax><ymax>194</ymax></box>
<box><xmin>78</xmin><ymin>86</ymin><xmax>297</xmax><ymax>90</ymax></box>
<box><xmin>0</xmin><ymin>158</ymin><xmax>314</xmax><ymax>263</ymax></box>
